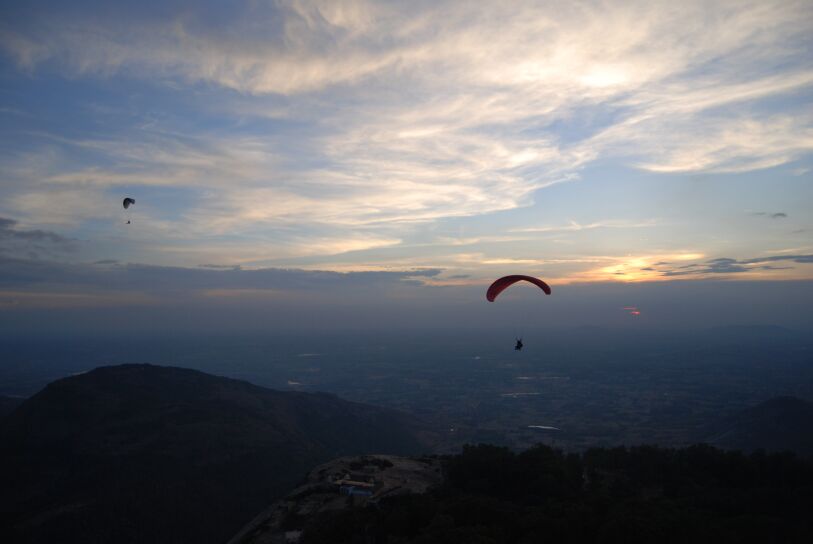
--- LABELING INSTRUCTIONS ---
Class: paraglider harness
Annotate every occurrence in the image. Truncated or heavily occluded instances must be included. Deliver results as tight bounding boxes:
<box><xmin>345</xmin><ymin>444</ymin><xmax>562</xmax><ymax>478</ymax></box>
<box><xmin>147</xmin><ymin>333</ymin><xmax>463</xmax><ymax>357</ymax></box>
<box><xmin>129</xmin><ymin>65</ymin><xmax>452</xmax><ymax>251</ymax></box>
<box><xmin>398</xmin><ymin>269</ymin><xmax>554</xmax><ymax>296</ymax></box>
<box><xmin>514</xmin><ymin>338</ymin><xmax>523</xmax><ymax>351</ymax></box>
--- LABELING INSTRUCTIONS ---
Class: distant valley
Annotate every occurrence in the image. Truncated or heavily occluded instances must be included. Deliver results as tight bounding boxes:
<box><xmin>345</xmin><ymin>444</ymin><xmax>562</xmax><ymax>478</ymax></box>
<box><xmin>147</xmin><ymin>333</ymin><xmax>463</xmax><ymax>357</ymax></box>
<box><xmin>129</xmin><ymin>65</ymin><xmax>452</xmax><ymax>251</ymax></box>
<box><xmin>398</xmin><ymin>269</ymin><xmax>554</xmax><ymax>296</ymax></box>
<box><xmin>3</xmin><ymin>328</ymin><xmax>812</xmax><ymax>453</ymax></box>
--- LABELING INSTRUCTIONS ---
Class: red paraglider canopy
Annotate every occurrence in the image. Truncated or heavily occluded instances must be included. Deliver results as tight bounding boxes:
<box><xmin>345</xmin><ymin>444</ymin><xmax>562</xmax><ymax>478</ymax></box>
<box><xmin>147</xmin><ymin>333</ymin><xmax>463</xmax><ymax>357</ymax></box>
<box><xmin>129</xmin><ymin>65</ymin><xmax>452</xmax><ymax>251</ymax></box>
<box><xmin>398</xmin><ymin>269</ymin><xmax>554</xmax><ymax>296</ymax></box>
<box><xmin>486</xmin><ymin>275</ymin><xmax>551</xmax><ymax>302</ymax></box>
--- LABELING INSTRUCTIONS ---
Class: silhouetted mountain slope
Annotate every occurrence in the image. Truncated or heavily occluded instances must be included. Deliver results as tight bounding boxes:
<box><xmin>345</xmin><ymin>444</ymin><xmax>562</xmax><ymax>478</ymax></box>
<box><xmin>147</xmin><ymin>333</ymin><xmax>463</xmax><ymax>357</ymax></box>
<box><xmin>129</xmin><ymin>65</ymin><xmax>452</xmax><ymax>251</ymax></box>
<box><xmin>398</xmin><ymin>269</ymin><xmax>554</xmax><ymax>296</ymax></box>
<box><xmin>0</xmin><ymin>364</ymin><xmax>426</xmax><ymax>544</ymax></box>
<box><xmin>700</xmin><ymin>396</ymin><xmax>813</xmax><ymax>456</ymax></box>
<box><xmin>0</xmin><ymin>395</ymin><xmax>23</xmax><ymax>418</ymax></box>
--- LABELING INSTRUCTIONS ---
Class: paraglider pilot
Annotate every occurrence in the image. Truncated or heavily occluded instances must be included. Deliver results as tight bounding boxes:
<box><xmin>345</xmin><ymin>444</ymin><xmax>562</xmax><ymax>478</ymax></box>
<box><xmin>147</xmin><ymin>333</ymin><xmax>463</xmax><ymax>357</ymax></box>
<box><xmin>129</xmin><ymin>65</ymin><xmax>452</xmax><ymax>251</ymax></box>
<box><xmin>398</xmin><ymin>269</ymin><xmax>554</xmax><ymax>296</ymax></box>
<box><xmin>486</xmin><ymin>275</ymin><xmax>550</xmax><ymax>354</ymax></box>
<box><xmin>123</xmin><ymin>197</ymin><xmax>135</xmax><ymax>224</ymax></box>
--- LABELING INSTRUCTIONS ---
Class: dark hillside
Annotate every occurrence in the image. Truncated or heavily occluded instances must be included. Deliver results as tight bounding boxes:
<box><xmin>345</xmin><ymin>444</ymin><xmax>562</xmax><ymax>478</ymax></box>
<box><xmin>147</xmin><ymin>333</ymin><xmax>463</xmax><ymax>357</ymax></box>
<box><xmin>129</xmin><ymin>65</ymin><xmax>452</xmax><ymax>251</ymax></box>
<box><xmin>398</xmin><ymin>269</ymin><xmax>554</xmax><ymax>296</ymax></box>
<box><xmin>700</xmin><ymin>396</ymin><xmax>813</xmax><ymax>456</ymax></box>
<box><xmin>0</xmin><ymin>364</ymin><xmax>426</xmax><ymax>544</ymax></box>
<box><xmin>0</xmin><ymin>396</ymin><xmax>23</xmax><ymax>418</ymax></box>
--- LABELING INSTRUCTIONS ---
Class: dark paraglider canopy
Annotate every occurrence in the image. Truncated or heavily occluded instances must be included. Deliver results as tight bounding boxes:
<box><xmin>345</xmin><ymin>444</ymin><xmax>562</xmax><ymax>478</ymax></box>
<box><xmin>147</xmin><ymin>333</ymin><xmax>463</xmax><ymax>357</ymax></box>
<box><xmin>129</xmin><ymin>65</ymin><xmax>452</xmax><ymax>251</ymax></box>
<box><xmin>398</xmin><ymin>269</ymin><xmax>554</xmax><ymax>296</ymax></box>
<box><xmin>486</xmin><ymin>275</ymin><xmax>551</xmax><ymax>302</ymax></box>
<box><xmin>123</xmin><ymin>198</ymin><xmax>136</xmax><ymax>209</ymax></box>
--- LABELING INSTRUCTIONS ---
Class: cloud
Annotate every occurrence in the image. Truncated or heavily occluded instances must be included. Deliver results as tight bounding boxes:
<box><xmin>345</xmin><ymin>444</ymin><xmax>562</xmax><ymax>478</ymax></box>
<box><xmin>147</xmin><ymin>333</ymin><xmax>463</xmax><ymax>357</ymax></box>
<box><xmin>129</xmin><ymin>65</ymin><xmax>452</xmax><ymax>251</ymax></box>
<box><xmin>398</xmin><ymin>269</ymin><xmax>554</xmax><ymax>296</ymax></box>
<box><xmin>1</xmin><ymin>0</ymin><xmax>811</xmax><ymax>247</ymax></box>
<box><xmin>0</xmin><ymin>217</ymin><xmax>67</xmax><ymax>244</ymax></box>
<box><xmin>510</xmin><ymin>220</ymin><xmax>658</xmax><ymax>234</ymax></box>
<box><xmin>0</xmin><ymin>254</ymin><xmax>443</xmax><ymax>307</ymax></box>
<box><xmin>658</xmin><ymin>254</ymin><xmax>813</xmax><ymax>276</ymax></box>
<box><xmin>556</xmin><ymin>250</ymin><xmax>811</xmax><ymax>283</ymax></box>
<box><xmin>745</xmin><ymin>254</ymin><xmax>813</xmax><ymax>264</ymax></box>
<box><xmin>0</xmin><ymin>216</ymin><xmax>75</xmax><ymax>258</ymax></box>
<box><xmin>751</xmin><ymin>211</ymin><xmax>789</xmax><ymax>219</ymax></box>
<box><xmin>198</xmin><ymin>263</ymin><xmax>242</xmax><ymax>270</ymax></box>
<box><xmin>621</xmin><ymin>113</ymin><xmax>813</xmax><ymax>173</ymax></box>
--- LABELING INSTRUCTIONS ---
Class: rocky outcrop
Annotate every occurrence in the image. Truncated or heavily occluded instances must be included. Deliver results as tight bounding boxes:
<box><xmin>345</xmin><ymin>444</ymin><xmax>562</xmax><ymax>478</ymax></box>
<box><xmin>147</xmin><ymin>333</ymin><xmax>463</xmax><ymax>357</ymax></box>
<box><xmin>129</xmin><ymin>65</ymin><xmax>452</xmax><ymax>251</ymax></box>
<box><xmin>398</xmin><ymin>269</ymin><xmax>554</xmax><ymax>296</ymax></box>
<box><xmin>229</xmin><ymin>455</ymin><xmax>443</xmax><ymax>544</ymax></box>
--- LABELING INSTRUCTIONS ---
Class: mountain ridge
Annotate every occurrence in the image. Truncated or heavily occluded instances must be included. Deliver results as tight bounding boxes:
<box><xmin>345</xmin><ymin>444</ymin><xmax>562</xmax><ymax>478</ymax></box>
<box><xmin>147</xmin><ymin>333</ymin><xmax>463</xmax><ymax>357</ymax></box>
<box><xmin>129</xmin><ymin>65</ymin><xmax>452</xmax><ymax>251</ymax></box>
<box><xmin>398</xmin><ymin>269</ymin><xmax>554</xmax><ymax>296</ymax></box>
<box><xmin>0</xmin><ymin>364</ymin><xmax>429</xmax><ymax>544</ymax></box>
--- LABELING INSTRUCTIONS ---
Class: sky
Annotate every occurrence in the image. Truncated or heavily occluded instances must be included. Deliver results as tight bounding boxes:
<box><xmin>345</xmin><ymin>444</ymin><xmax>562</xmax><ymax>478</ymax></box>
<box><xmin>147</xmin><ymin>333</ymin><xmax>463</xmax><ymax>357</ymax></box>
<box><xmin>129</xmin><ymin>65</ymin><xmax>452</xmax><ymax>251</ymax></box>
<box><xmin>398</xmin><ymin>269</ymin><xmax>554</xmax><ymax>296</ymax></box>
<box><xmin>1</xmin><ymin>0</ymin><xmax>812</xmax><ymax>332</ymax></box>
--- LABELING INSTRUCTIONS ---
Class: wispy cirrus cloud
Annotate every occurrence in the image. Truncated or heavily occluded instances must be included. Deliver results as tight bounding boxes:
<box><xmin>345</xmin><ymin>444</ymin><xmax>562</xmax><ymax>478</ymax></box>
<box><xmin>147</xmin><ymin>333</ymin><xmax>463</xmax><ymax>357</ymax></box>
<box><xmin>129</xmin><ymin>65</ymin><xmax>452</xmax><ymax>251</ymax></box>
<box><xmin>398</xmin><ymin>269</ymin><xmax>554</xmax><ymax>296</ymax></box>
<box><xmin>510</xmin><ymin>220</ymin><xmax>659</xmax><ymax>234</ymax></box>
<box><xmin>0</xmin><ymin>0</ymin><xmax>811</xmax><ymax>275</ymax></box>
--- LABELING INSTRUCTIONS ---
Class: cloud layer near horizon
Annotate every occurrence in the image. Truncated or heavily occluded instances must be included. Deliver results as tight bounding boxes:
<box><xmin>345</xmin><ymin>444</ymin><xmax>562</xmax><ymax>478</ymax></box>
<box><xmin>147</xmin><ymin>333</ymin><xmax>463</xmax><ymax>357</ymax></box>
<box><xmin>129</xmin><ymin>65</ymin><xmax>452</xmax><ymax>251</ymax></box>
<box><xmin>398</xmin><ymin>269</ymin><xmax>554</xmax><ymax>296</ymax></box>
<box><xmin>2</xmin><ymin>252</ymin><xmax>811</xmax><ymax>333</ymax></box>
